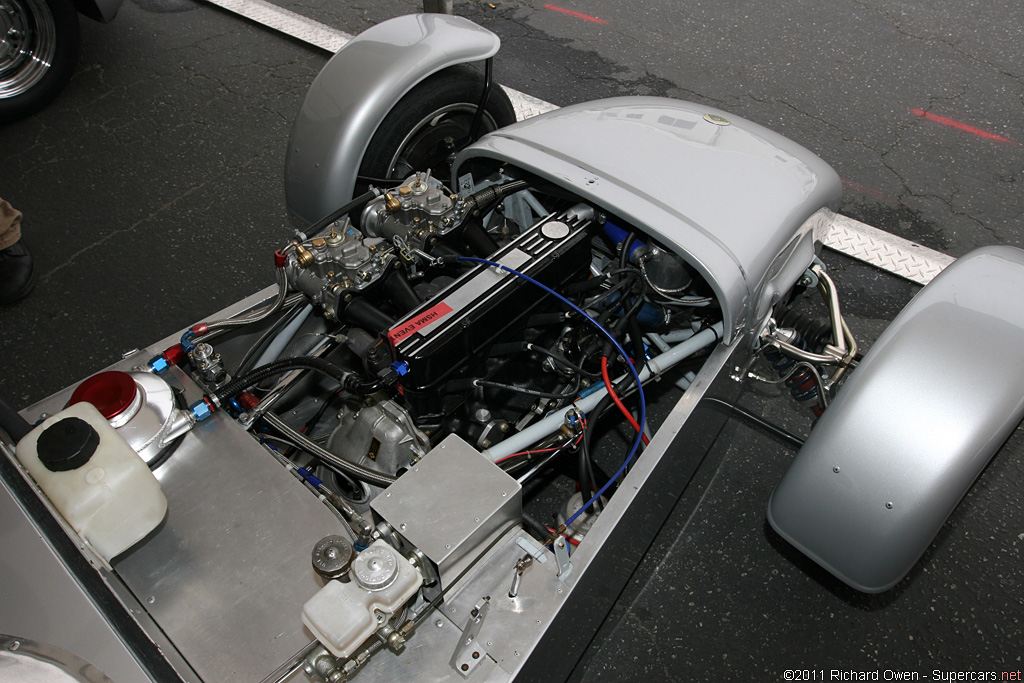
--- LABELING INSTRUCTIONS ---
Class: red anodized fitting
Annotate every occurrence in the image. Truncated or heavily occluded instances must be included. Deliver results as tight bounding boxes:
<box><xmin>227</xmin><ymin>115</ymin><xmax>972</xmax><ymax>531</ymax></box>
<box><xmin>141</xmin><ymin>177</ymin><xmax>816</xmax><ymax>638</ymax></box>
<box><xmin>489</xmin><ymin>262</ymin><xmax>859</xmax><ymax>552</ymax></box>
<box><xmin>163</xmin><ymin>344</ymin><xmax>187</xmax><ymax>366</ymax></box>
<box><xmin>237</xmin><ymin>392</ymin><xmax>260</xmax><ymax>411</ymax></box>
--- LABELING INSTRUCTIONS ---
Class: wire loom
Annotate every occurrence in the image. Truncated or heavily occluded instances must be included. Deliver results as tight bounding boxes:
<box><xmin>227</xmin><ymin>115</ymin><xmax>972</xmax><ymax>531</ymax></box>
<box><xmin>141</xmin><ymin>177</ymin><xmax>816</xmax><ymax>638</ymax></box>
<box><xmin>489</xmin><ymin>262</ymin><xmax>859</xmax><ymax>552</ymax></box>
<box><xmin>456</xmin><ymin>256</ymin><xmax>646</xmax><ymax>527</ymax></box>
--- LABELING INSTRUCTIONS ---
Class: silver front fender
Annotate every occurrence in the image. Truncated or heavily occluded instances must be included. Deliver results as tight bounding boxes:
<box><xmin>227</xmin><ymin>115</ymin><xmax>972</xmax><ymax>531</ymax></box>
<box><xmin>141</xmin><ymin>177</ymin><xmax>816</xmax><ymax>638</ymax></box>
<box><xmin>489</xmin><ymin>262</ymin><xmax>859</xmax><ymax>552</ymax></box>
<box><xmin>768</xmin><ymin>246</ymin><xmax>1024</xmax><ymax>592</ymax></box>
<box><xmin>284</xmin><ymin>14</ymin><xmax>500</xmax><ymax>225</ymax></box>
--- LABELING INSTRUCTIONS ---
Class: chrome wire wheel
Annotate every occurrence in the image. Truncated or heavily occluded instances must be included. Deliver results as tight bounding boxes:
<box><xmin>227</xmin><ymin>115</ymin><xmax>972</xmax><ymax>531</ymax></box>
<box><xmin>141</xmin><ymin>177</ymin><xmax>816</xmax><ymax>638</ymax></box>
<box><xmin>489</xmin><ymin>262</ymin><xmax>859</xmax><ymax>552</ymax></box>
<box><xmin>0</xmin><ymin>0</ymin><xmax>57</xmax><ymax>99</ymax></box>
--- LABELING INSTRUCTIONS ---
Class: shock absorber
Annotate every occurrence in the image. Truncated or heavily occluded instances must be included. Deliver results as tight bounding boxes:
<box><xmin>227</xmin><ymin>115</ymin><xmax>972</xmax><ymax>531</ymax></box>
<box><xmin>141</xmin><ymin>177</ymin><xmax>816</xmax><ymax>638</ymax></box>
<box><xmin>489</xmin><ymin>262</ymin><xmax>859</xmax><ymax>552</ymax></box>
<box><xmin>774</xmin><ymin>307</ymin><xmax>832</xmax><ymax>350</ymax></box>
<box><xmin>763</xmin><ymin>341</ymin><xmax>823</xmax><ymax>416</ymax></box>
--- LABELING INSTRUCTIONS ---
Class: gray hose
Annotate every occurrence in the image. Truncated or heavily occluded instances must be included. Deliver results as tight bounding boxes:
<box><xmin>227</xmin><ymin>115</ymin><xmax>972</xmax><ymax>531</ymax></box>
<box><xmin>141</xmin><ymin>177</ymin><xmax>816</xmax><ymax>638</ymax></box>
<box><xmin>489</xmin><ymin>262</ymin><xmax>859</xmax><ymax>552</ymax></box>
<box><xmin>204</xmin><ymin>268</ymin><xmax>291</xmax><ymax>335</ymax></box>
<box><xmin>262</xmin><ymin>412</ymin><xmax>396</xmax><ymax>488</ymax></box>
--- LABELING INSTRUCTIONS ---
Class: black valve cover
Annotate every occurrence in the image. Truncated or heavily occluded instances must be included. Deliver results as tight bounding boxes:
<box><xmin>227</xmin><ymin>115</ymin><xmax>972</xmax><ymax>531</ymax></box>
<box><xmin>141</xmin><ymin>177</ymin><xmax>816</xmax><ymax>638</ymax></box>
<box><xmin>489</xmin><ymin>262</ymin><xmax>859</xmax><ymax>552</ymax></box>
<box><xmin>389</xmin><ymin>212</ymin><xmax>592</xmax><ymax>414</ymax></box>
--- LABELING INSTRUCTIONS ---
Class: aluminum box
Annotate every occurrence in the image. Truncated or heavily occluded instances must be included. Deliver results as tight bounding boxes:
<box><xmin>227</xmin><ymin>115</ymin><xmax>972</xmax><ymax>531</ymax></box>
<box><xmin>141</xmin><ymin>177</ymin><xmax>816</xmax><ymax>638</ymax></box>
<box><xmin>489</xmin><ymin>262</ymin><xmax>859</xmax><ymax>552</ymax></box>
<box><xmin>371</xmin><ymin>434</ymin><xmax>522</xmax><ymax>587</ymax></box>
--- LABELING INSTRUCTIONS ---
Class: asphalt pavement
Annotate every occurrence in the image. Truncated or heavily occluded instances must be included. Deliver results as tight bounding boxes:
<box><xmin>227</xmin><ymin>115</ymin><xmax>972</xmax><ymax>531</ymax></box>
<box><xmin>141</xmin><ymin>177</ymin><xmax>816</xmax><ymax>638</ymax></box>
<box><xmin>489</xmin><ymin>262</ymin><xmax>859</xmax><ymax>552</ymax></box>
<box><xmin>0</xmin><ymin>0</ymin><xmax>1021</xmax><ymax>680</ymax></box>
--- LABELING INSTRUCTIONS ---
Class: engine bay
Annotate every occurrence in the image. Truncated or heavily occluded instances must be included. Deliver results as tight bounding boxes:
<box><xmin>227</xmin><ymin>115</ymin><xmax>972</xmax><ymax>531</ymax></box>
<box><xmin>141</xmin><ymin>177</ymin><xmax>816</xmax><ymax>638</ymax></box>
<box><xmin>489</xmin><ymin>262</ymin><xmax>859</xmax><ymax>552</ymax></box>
<box><xmin>6</xmin><ymin>152</ymin><xmax>855</xmax><ymax>681</ymax></box>
<box><xmin>4</xmin><ymin>10</ymin><xmax>1022</xmax><ymax>681</ymax></box>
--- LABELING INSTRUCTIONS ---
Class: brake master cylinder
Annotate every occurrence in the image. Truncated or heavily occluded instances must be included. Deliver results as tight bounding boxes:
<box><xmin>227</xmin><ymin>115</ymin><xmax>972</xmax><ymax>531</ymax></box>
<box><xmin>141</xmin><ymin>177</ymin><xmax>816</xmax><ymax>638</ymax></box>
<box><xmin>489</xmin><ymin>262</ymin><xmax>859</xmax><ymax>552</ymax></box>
<box><xmin>301</xmin><ymin>540</ymin><xmax>422</xmax><ymax>658</ymax></box>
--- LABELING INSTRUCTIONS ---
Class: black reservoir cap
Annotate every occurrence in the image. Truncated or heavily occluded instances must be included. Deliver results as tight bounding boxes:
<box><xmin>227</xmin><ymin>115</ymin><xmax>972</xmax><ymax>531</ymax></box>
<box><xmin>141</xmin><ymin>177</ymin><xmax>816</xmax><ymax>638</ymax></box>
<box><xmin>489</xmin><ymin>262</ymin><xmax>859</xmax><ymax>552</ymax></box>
<box><xmin>37</xmin><ymin>417</ymin><xmax>99</xmax><ymax>472</ymax></box>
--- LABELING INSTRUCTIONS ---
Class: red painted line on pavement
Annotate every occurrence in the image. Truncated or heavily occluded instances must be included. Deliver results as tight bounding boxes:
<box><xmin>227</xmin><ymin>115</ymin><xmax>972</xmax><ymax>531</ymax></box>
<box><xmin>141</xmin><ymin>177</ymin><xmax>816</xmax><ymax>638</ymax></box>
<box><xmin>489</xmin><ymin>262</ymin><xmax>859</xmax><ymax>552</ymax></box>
<box><xmin>841</xmin><ymin>178</ymin><xmax>898</xmax><ymax>205</ymax></box>
<box><xmin>544</xmin><ymin>4</ymin><xmax>609</xmax><ymax>23</ymax></box>
<box><xmin>909</xmin><ymin>108</ymin><xmax>1014</xmax><ymax>143</ymax></box>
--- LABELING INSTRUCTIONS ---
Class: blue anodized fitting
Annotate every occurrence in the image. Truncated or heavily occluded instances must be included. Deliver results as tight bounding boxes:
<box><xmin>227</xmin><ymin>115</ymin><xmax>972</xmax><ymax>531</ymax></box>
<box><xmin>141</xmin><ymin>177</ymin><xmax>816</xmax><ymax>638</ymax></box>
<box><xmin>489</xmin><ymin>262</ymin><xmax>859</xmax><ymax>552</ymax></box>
<box><xmin>189</xmin><ymin>398</ymin><xmax>214</xmax><ymax>422</ymax></box>
<box><xmin>148</xmin><ymin>355</ymin><xmax>171</xmax><ymax>375</ymax></box>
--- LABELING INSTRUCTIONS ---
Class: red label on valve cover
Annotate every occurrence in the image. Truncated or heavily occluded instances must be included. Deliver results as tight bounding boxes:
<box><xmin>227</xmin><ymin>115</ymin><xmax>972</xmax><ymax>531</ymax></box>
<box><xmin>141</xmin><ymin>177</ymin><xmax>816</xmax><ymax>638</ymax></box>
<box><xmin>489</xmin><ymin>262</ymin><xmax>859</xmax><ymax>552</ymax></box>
<box><xmin>388</xmin><ymin>302</ymin><xmax>453</xmax><ymax>346</ymax></box>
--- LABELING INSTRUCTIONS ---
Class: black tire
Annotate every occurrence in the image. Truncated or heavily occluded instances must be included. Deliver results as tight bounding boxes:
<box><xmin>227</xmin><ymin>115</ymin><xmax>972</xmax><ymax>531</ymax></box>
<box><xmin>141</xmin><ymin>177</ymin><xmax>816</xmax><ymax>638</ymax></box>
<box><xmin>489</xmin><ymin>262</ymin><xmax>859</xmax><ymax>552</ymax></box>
<box><xmin>358</xmin><ymin>64</ymin><xmax>517</xmax><ymax>186</ymax></box>
<box><xmin>0</xmin><ymin>0</ymin><xmax>80</xmax><ymax>123</ymax></box>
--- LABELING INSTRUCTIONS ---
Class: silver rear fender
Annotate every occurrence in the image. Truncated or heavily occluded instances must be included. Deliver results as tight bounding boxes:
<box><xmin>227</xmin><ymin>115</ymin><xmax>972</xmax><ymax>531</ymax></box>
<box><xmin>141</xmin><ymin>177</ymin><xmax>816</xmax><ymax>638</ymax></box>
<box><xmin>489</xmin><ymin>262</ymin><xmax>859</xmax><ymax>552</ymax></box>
<box><xmin>284</xmin><ymin>14</ymin><xmax>500</xmax><ymax>225</ymax></box>
<box><xmin>768</xmin><ymin>246</ymin><xmax>1024</xmax><ymax>592</ymax></box>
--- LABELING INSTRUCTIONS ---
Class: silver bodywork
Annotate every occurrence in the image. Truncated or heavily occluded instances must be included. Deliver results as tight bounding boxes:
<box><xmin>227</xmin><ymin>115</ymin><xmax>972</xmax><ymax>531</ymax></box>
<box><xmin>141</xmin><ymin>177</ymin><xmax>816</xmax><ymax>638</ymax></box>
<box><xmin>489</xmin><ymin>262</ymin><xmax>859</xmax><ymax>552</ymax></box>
<box><xmin>3</xmin><ymin>12</ymin><xmax>1024</xmax><ymax>683</ymax></box>
<box><xmin>0</xmin><ymin>634</ymin><xmax>115</xmax><ymax>682</ymax></box>
<box><xmin>767</xmin><ymin>245</ymin><xmax>1024</xmax><ymax>593</ymax></box>
<box><xmin>455</xmin><ymin>98</ymin><xmax>842</xmax><ymax>343</ymax></box>
<box><xmin>0</xmin><ymin>460</ymin><xmax>154</xmax><ymax>682</ymax></box>
<box><xmin>284</xmin><ymin>14</ymin><xmax>501</xmax><ymax>225</ymax></box>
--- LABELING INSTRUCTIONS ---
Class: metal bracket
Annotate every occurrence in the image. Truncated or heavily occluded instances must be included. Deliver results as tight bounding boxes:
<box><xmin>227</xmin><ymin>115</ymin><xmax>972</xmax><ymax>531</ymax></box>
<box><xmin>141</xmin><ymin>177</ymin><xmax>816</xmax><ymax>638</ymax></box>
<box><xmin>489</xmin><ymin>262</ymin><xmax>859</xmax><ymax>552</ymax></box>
<box><xmin>515</xmin><ymin>536</ymin><xmax>548</xmax><ymax>563</ymax></box>
<box><xmin>553</xmin><ymin>536</ymin><xmax>572</xmax><ymax>580</ymax></box>
<box><xmin>450</xmin><ymin>596</ymin><xmax>490</xmax><ymax>678</ymax></box>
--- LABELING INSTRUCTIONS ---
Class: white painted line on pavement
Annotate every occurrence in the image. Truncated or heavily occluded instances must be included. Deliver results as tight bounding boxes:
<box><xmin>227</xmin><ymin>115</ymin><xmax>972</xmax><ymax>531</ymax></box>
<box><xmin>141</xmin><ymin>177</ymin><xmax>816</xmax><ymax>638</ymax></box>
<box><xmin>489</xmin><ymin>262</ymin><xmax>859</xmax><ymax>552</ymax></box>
<box><xmin>204</xmin><ymin>0</ymin><xmax>352</xmax><ymax>52</ymax></box>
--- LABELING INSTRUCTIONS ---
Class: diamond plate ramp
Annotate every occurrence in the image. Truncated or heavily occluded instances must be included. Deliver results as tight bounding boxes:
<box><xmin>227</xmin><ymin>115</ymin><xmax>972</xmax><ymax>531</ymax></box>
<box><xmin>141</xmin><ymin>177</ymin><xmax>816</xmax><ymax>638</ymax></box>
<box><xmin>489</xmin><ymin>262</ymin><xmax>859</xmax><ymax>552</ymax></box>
<box><xmin>817</xmin><ymin>214</ymin><xmax>955</xmax><ymax>285</ymax></box>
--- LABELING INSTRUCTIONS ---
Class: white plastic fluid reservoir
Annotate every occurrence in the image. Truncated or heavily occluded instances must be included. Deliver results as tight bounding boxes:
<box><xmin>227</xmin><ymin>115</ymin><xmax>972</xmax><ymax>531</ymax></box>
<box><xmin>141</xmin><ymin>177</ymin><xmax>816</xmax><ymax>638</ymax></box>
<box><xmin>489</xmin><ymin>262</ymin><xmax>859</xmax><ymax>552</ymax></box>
<box><xmin>15</xmin><ymin>401</ymin><xmax>168</xmax><ymax>565</ymax></box>
<box><xmin>302</xmin><ymin>540</ymin><xmax>422</xmax><ymax>658</ymax></box>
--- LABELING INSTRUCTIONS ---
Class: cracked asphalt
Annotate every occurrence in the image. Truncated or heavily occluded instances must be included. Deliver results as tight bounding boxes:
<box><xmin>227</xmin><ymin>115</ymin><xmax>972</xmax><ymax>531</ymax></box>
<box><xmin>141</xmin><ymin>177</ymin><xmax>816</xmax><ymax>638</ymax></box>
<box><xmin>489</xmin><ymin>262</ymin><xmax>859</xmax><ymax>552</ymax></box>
<box><xmin>0</xmin><ymin>0</ymin><xmax>1021</xmax><ymax>680</ymax></box>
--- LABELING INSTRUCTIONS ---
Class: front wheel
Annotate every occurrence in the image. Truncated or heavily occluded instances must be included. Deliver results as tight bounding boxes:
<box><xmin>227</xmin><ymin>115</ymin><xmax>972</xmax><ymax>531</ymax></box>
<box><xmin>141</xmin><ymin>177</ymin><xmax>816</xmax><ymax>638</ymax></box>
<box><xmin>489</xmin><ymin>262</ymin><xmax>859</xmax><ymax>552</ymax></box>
<box><xmin>0</xmin><ymin>0</ymin><xmax>79</xmax><ymax>123</ymax></box>
<box><xmin>357</xmin><ymin>64</ymin><xmax>517</xmax><ymax>188</ymax></box>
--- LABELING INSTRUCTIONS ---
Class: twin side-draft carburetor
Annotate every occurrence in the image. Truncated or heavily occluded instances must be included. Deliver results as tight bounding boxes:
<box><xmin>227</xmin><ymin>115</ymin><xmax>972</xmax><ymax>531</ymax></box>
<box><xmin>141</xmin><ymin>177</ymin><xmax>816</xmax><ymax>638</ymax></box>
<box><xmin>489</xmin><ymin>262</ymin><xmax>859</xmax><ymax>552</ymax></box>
<box><xmin>284</xmin><ymin>173</ymin><xmax>460</xmax><ymax>320</ymax></box>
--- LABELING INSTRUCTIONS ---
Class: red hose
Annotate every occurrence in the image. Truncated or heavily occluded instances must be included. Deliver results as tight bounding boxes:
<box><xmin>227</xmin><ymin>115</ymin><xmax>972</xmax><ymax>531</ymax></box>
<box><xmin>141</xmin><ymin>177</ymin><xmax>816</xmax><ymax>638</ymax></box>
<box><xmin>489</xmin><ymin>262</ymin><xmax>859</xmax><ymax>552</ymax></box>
<box><xmin>601</xmin><ymin>357</ymin><xmax>650</xmax><ymax>446</ymax></box>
